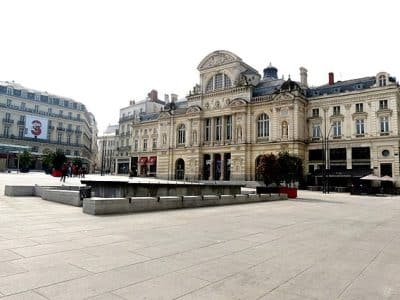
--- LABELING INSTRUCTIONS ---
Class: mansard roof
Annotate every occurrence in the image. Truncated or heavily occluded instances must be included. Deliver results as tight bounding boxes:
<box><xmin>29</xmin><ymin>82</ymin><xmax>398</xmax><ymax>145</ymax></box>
<box><xmin>306</xmin><ymin>76</ymin><xmax>376</xmax><ymax>98</ymax></box>
<box><xmin>252</xmin><ymin>78</ymin><xmax>285</xmax><ymax>97</ymax></box>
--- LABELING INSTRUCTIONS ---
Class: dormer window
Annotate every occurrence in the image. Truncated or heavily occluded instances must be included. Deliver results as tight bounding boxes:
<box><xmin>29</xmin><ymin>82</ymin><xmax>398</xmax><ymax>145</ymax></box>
<box><xmin>379</xmin><ymin>75</ymin><xmax>386</xmax><ymax>87</ymax></box>
<box><xmin>206</xmin><ymin>73</ymin><xmax>232</xmax><ymax>92</ymax></box>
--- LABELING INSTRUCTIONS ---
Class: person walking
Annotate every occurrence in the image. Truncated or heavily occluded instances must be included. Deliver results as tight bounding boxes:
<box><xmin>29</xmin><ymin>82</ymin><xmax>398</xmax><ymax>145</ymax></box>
<box><xmin>60</xmin><ymin>163</ymin><xmax>67</xmax><ymax>183</ymax></box>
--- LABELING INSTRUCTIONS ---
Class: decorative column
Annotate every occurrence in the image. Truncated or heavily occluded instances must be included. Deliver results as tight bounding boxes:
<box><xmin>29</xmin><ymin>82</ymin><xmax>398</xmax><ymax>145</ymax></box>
<box><xmin>210</xmin><ymin>117</ymin><xmax>215</xmax><ymax>144</ymax></box>
<box><xmin>346</xmin><ymin>146</ymin><xmax>352</xmax><ymax>170</ymax></box>
<box><xmin>232</xmin><ymin>113</ymin><xmax>237</xmax><ymax>144</ymax></box>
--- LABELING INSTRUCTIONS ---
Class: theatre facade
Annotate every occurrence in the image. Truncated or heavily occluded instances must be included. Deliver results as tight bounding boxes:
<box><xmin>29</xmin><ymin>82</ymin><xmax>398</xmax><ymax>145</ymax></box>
<box><xmin>118</xmin><ymin>50</ymin><xmax>400</xmax><ymax>186</ymax></box>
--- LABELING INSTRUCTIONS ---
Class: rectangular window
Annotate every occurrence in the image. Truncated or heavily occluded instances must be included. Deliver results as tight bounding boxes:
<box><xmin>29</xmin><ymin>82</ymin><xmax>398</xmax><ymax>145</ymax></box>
<box><xmin>225</xmin><ymin>115</ymin><xmax>232</xmax><ymax>140</ymax></box>
<box><xmin>68</xmin><ymin>112</ymin><xmax>72</xmax><ymax>119</ymax></box>
<box><xmin>333</xmin><ymin>121</ymin><xmax>342</xmax><ymax>137</ymax></box>
<box><xmin>74</xmin><ymin>150</ymin><xmax>79</xmax><ymax>156</ymax></box>
<box><xmin>380</xmin><ymin>116</ymin><xmax>389</xmax><ymax>133</ymax></box>
<box><xmin>34</xmin><ymin>105</ymin><xmax>39</xmax><ymax>112</ymax></box>
<box><xmin>312</xmin><ymin>108</ymin><xmax>319</xmax><ymax>117</ymax></box>
<box><xmin>75</xmin><ymin>136</ymin><xmax>80</xmax><ymax>145</ymax></box>
<box><xmin>134</xmin><ymin>140</ymin><xmax>138</xmax><ymax>151</ymax></box>
<box><xmin>379</xmin><ymin>100</ymin><xmax>388</xmax><ymax>109</ymax></box>
<box><xmin>215</xmin><ymin>117</ymin><xmax>222</xmax><ymax>141</ymax></box>
<box><xmin>5</xmin><ymin>112</ymin><xmax>11</xmax><ymax>121</ymax></box>
<box><xmin>48</xmin><ymin>107</ymin><xmax>52</xmax><ymax>114</ymax></box>
<box><xmin>355</xmin><ymin>103</ymin><xmax>363</xmax><ymax>113</ymax></box>
<box><xmin>143</xmin><ymin>139</ymin><xmax>148</xmax><ymax>151</ymax></box>
<box><xmin>59</xmin><ymin>110</ymin><xmax>63</xmax><ymax>116</ymax></box>
<box><xmin>3</xmin><ymin>126</ymin><xmax>10</xmax><ymax>137</ymax></box>
<box><xmin>57</xmin><ymin>133</ymin><xmax>62</xmax><ymax>143</ymax></box>
<box><xmin>356</xmin><ymin>119</ymin><xmax>365</xmax><ymax>135</ymax></box>
<box><xmin>18</xmin><ymin>127</ymin><xmax>24</xmax><ymax>138</ymax></box>
<box><xmin>67</xmin><ymin>135</ymin><xmax>71</xmax><ymax>144</ymax></box>
<box><xmin>152</xmin><ymin>138</ymin><xmax>157</xmax><ymax>149</ymax></box>
<box><xmin>6</xmin><ymin>99</ymin><xmax>11</xmax><ymax>106</ymax></box>
<box><xmin>312</xmin><ymin>124</ymin><xmax>321</xmax><ymax>138</ymax></box>
<box><xmin>21</xmin><ymin>102</ymin><xmax>26</xmax><ymax>110</ymax></box>
<box><xmin>204</xmin><ymin>118</ymin><xmax>211</xmax><ymax>141</ymax></box>
<box><xmin>77</xmin><ymin>113</ymin><xmax>80</xmax><ymax>120</ymax></box>
<box><xmin>333</xmin><ymin>106</ymin><xmax>340</xmax><ymax>115</ymax></box>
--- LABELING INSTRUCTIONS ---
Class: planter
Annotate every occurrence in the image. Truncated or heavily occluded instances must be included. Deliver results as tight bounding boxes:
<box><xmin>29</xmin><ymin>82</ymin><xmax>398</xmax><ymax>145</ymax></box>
<box><xmin>279</xmin><ymin>187</ymin><xmax>297</xmax><ymax>198</ymax></box>
<box><xmin>52</xmin><ymin>169</ymin><xmax>62</xmax><ymax>177</ymax></box>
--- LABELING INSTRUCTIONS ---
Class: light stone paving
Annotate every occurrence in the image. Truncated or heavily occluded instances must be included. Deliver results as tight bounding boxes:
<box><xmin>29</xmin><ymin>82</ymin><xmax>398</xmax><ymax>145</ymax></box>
<box><xmin>1</xmin><ymin>172</ymin><xmax>400</xmax><ymax>299</ymax></box>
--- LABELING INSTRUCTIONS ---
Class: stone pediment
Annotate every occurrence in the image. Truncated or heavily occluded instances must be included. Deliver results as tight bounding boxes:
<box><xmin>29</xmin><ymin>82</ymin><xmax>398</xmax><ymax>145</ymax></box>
<box><xmin>198</xmin><ymin>50</ymin><xmax>242</xmax><ymax>71</ymax></box>
<box><xmin>186</xmin><ymin>105</ymin><xmax>202</xmax><ymax>114</ymax></box>
<box><xmin>229</xmin><ymin>98</ymin><xmax>248</xmax><ymax>107</ymax></box>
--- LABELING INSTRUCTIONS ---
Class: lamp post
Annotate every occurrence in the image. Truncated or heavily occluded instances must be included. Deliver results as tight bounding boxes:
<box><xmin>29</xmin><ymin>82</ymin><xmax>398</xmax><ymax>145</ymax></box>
<box><xmin>100</xmin><ymin>139</ymin><xmax>106</xmax><ymax>176</ymax></box>
<box><xmin>319</xmin><ymin>124</ymin><xmax>334</xmax><ymax>194</ymax></box>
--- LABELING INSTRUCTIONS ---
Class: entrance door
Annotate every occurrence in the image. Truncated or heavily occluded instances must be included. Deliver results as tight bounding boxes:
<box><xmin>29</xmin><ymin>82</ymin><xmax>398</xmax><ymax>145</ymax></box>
<box><xmin>175</xmin><ymin>158</ymin><xmax>185</xmax><ymax>180</ymax></box>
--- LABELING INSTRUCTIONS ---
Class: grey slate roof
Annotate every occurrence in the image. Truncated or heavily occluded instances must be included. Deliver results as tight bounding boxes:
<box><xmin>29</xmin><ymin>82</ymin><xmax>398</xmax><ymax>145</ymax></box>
<box><xmin>306</xmin><ymin>76</ymin><xmax>376</xmax><ymax>98</ymax></box>
<box><xmin>252</xmin><ymin>78</ymin><xmax>285</xmax><ymax>97</ymax></box>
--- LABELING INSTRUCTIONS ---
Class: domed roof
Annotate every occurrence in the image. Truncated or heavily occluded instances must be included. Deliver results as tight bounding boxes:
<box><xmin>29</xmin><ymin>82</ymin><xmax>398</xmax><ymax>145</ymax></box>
<box><xmin>263</xmin><ymin>63</ymin><xmax>278</xmax><ymax>80</ymax></box>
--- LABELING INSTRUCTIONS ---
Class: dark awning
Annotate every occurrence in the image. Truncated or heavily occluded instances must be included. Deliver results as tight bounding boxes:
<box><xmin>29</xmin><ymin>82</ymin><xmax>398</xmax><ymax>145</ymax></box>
<box><xmin>139</xmin><ymin>157</ymin><xmax>148</xmax><ymax>165</ymax></box>
<box><xmin>148</xmin><ymin>156</ymin><xmax>157</xmax><ymax>165</ymax></box>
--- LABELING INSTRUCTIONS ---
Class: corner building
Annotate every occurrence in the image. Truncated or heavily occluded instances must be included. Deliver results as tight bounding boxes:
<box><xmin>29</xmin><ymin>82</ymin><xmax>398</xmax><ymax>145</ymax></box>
<box><xmin>0</xmin><ymin>81</ymin><xmax>98</xmax><ymax>171</ymax></box>
<box><xmin>127</xmin><ymin>50</ymin><xmax>400</xmax><ymax>185</ymax></box>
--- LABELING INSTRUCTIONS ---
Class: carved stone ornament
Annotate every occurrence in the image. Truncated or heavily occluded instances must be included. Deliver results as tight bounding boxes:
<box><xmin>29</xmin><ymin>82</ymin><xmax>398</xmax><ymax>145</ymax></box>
<box><xmin>186</xmin><ymin>106</ymin><xmax>201</xmax><ymax>114</ymax></box>
<box><xmin>200</xmin><ymin>53</ymin><xmax>235</xmax><ymax>69</ymax></box>
<box><xmin>230</xmin><ymin>98</ymin><xmax>247</xmax><ymax>107</ymax></box>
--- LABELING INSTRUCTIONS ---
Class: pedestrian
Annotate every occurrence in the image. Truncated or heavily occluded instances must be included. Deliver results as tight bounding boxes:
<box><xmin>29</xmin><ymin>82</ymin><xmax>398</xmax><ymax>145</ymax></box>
<box><xmin>60</xmin><ymin>163</ymin><xmax>67</xmax><ymax>183</ymax></box>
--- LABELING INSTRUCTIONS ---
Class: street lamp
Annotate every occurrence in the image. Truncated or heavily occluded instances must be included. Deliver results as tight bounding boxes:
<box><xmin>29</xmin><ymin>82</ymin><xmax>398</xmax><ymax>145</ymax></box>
<box><xmin>319</xmin><ymin>124</ymin><xmax>334</xmax><ymax>194</ymax></box>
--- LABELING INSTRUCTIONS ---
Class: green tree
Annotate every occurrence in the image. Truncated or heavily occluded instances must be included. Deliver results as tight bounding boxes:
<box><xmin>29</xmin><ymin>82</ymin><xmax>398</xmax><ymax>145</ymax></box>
<box><xmin>277</xmin><ymin>152</ymin><xmax>304</xmax><ymax>186</ymax></box>
<box><xmin>19</xmin><ymin>150</ymin><xmax>33</xmax><ymax>172</ymax></box>
<box><xmin>256</xmin><ymin>153</ymin><xmax>280</xmax><ymax>186</ymax></box>
<box><xmin>42</xmin><ymin>149</ymin><xmax>55</xmax><ymax>172</ymax></box>
<box><xmin>256</xmin><ymin>152</ymin><xmax>304</xmax><ymax>187</ymax></box>
<box><xmin>53</xmin><ymin>150</ymin><xmax>67</xmax><ymax>171</ymax></box>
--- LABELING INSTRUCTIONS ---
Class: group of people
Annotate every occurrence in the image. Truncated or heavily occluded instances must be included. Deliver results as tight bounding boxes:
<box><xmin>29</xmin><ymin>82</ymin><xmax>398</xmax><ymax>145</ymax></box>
<box><xmin>60</xmin><ymin>163</ymin><xmax>86</xmax><ymax>182</ymax></box>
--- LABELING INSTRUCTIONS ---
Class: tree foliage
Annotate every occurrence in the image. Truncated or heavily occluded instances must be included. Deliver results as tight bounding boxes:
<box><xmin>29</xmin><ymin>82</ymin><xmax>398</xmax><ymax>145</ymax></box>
<box><xmin>19</xmin><ymin>150</ymin><xmax>33</xmax><ymax>170</ymax></box>
<box><xmin>256</xmin><ymin>152</ymin><xmax>304</xmax><ymax>187</ymax></box>
<box><xmin>42</xmin><ymin>149</ymin><xmax>55</xmax><ymax>170</ymax></box>
<box><xmin>53</xmin><ymin>150</ymin><xmax>67</xmax><ymax>170</ymax></box>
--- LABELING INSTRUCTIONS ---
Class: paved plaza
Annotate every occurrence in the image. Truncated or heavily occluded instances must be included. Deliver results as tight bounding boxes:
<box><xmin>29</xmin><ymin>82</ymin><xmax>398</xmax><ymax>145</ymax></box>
<box><xmin>0</xmin><ymin>173</ymin><xmax>400</xmax><ymax>299</ymax></box>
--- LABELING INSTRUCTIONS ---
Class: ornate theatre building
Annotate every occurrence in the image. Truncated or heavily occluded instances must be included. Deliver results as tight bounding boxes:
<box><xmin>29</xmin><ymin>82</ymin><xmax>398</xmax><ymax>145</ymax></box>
<box><xmin>116</xmin><ymin>50</ymin><xmax>400</xmax><ymax>186</ymax></box>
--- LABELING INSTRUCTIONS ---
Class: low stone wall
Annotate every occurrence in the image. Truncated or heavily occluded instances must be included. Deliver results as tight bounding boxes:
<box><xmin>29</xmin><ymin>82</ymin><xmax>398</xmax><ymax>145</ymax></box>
<box><xmin>83</xmin><ymin>193</ymin><xmax>288</xmax><ymax>215</ymax></box>
<box><xmin>4</xmin><ymin>185</ymin><xmax>35</xmax><ymax>196</ymax></box>
<box><xmin>4</xmin><ymin>185</ymin><xmax>90</xmax><ymax>207</ymax></box>
<box><xmin>41</xmin><ymin>189</ymin><xmax>82</xmax><ymax>207</ymax></box>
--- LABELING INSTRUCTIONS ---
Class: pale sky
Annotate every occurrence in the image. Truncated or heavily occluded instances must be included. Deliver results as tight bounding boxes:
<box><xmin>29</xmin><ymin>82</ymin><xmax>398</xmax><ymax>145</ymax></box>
<box><xmin>1</xmin><ymin>0</ymin><xmax>399</xmax><ymax>133</ymax></box>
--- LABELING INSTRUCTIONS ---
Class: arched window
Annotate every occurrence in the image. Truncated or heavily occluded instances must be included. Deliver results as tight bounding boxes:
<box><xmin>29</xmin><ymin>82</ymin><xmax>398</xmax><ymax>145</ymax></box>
<box><xmin>379</xmin><ymin>75</ymin><xmax>386</xmax><ymax>87</ymax></box>
<box><xmin>177</xmin><ymin>124</ymin><xmax>185</xmax><ymax>144</ymax></box>
<box><xmin>257</xmin><ymin>113</ymin><xmax>269</xmax><ymax>138</ymax></box>
<box><xmin>206</xmin><ymin>74</ymin><xmax>232</xmax><ymax>92</ymax></box>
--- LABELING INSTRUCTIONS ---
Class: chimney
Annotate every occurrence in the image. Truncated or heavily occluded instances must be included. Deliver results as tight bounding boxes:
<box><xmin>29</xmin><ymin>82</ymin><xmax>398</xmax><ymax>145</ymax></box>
<box><xmin>149</xmin><ymin>89</ymin><xmax>158</xmax><ymax>101</ymax></box>
<box><xmin>129</xmin><ymin>100</ymin><xmax>135</xmax><ymax>106</ymax></box>
<box><xmin>171</xmin><ymin>93</ymin><xmax>178</xmax><ymax>102</ymax></box>
<box><xmin>299</xmin><ymin>67</ymin><xmax>308</xmax><ymax>87</ymax></box>
<box><xmin>329</xmin><ymin>72</ymin><xmax>334</xmax><ymax>85</ymax></box>
<box><xmin>164</xmin><ymin>94</ymin><xmax>169</xmax><ymax>103</ymax></box>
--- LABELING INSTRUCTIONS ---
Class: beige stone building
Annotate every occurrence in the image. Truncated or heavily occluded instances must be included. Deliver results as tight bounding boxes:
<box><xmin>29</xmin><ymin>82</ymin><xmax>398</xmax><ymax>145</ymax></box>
<box><xmin>0</xmin><ymin>81</ymin><xmax>98</xmax><ymax>171</ymax></box>
<box><xmin>118</xmin><ymin>50</ymin><xmax>400</xmax><ymax>186</ymax></box>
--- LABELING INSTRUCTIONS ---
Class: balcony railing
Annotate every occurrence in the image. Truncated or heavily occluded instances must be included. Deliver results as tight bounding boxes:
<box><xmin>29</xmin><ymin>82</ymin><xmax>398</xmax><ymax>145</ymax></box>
<box><xmin>2</xmin><ymin>118</ymin><xmax>14</xmax><ymax>124</ymax></box>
